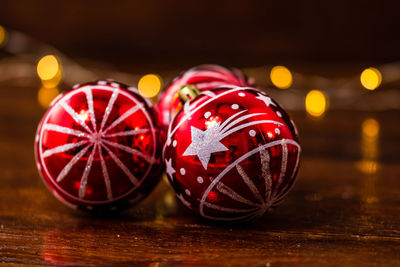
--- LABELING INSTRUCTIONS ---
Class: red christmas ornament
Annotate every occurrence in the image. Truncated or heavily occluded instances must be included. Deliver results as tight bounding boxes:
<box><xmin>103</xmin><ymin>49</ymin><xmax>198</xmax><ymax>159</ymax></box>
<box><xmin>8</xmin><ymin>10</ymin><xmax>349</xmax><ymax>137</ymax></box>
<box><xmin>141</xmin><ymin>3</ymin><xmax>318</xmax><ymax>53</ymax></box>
<box><xmin>157</xmin><ymin>64</ymin><xmax>252</xmax><ymax>129</ymax></box>
<box><xmin>163</xmin><ymin>86</ymin><xmax>301</xmax><ymax>221</ymax></box>
<box><xmin>35</xmin><ymin>80</ymin><xmax>163</xmax><ymax>211</ymax></box>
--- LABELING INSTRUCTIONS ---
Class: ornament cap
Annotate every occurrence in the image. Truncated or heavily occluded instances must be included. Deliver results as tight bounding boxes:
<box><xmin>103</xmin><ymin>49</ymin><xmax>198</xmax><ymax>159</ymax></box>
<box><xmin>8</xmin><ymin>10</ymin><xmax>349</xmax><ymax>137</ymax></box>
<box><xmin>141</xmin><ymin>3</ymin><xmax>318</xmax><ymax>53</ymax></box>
<box><xmin>178</xmin><ymin>85</ymin><xmax>200</xmax><ymax>104</ymax></box>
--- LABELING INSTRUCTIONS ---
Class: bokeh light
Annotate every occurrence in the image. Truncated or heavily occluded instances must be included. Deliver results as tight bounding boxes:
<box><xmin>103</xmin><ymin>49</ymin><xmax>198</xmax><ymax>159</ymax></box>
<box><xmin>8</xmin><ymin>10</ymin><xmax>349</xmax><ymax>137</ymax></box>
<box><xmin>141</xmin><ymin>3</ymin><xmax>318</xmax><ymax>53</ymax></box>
<box><xmin>37</xmin><ymin>55</ymin><xmax>61</xmax><ymax>81</ymax></box>
<box><xmin>361</xmin><ymin>118</ymin><xmax>379</xmax><ymax>159</ymax></box>
<box><xmin>163</xmin><ymin>189</ymin><xmax>177</xmax><ymax>209</ymax></box>
<box><xmin>138</xmin><ymin>74</ymin><xmax>163</xmax><ymax>98</ymax></box>
<box><xmin>358</xmin><ymin>160</ymin><xmax>378</xmax><ymax>175</ymax></box>
<box><xmin>38</xmin><ymin>87</ymin><xmax>60</xmax><ymax>108</ymax></box>
<box><xmin>360</xmin><ymin>67</ymin><xmax>382</xmax><ymax>90</ymax></box>
<box><xmin>41</xmin><ymin>70</ymin><xmax>62</xmax><ymax>88</ymax></box>
<box><xmin>358</xmin><ymin>118</ymin><xmax>380</xmax><ymax>174</ymax></box>
<box><xmin>270</xmin><ymin>66</ymin><xmax>293</xmax><ymax>89</ymax></box>
<box><xmin>305</xmin><ymin>90</ymin><xmax>327</xmax><ymax>117</ymax></box>
<box><xmin>0</xmin><ymin>25</ymin><xmax>7</xmax><ymax>47</ymax></box>
<box><xmin>362</xmin><ymin>118</ymin><xmax>380</xmax><ymax>139</ymax></box>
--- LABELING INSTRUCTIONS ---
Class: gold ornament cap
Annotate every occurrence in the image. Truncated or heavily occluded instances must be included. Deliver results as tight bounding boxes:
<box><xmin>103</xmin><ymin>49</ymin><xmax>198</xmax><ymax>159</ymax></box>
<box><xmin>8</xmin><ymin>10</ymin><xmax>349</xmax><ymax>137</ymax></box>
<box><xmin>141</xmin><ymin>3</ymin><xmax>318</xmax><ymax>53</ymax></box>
<box><xmin>178</xmin><ymin>85</ymin><xmax>200</xmax><ymax>104</ymax></box>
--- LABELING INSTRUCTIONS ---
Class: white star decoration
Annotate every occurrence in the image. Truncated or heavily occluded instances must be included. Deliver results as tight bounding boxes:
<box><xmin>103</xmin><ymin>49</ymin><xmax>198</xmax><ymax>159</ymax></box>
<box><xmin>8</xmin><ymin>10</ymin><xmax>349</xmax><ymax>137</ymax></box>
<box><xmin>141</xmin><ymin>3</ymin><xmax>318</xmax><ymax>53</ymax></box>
<box><xmin>183</xmin><ymin>123</ymin><xmax>228</xmax><ymax>170</ymax></box>
<box><xmin>165</xmin><ymin>158</ymin><xmax>176</xmax><ymax>179</ymax></box>
<box><xmin>256</xmin><ymin>94</ymin><xmax>275</xmax><ymax>107</ymax></box>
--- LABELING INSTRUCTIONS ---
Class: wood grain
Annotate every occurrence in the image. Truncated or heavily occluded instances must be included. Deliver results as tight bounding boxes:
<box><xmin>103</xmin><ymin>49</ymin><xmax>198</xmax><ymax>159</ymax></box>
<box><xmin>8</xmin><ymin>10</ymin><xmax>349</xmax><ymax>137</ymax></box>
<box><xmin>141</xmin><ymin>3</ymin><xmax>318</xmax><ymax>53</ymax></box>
<box><xmin>0</xmin><ymin>79</ymin><xmax>400</xmax><ymax>266</ymax></box>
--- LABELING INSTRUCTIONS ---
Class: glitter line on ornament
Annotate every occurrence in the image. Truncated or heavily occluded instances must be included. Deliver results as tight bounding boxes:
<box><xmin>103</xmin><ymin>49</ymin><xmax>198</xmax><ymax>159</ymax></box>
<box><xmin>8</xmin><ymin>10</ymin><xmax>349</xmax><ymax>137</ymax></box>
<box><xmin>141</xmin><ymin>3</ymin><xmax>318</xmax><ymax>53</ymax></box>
<box><xmin>203</xmin><ymin>202</ymin><xmax>260</xmax><ymax>213</ymax></box>
<box><xmin>101</xmin><ymin>103</ymin><xmax>144</xmax><ymax>134</ymax></box>
<box><xmin>236</xmin><ymin>165</ymin><xmax>265</xmax><ymax>204</ymax></box>
<box><xmin>273</xmin><ymin>145</ymin><xmax>301</xmax><ymax>203</ymax></box>
<box><xmin>84</xmin><ymin>88</ymin><xmax>97</xmax><ymax>131</ymax></box>
<box><xmin>43</xmin><ymin>140</ymin><xmax>89</xmax><ymax>158</ymax></box>
<box><xmin>43</xmin><ymin>124</ymin><xmax>92</xmax><ymax>139</ymax></box>
<box><xmin>102</xmin><ymin>139</ymin><xmax>154</xmax><ymax>164</ymax></box>
<box><xmin>219</xmin><ymin>119</ymin><xmax>283</xmax><ymax>139</ymax></box>
<box><xmin>215</xmin><ymin>181</ymin><xmax>262</xmax><ymax>207</ymax></box>
<box><xmin>177</xmin><ymin>194</ymin><xmax>191</xmax><ymax>208</ymax></box>
<box><xmin>98</xmin><ymin>143</ymin><xmax>113</xmax><ymax>200</ymax></box>
<box><xmin>104</xmin><ymin>128</ymin><xmax>150</xmax><ymax>138</ymax></box>
<box><xmin>100</xmin><ymin>89</ymin><xmax>119</xmax><ymax>131</ymax></box>
<box><xmin>200</xmin><ymin>91</ymin><xmax>217</xmax><ymax>98</ymax></box>
<box><xmin>260</xmin><ymin>148</ymin><xmax>272</xmax><ymax>201</ymax></box>
<box><xmin>219</xmin><ymin>112</ymin><xmax>279</xmax><ymax>136</ymax></box>
<box><xmin>56</xmin><ymin>144</ymin><xmax>92</xmax><ymax>182</ymax></box>
<box><xmin>101</xmin><ymin>144</ymin><xmax>139</xmax><ymax>185</ymax></box>
<box><xmin>276</xmin><ymin>140</ymin><xmax>288</xmax><ymax>189</ymax></box>
<box><xmin>79</xmin><ymin>143</ymin><xmax>96</xmax><ymax>199</ymax></box>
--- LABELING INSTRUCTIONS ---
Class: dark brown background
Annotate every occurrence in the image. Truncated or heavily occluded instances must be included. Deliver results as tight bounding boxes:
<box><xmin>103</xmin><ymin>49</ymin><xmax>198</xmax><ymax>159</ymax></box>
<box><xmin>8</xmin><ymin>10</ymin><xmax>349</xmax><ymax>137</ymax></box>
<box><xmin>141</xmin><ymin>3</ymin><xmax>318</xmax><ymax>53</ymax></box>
<box><xmin>1</xmin><ymin>0</ymin><xmax>400</xmax><ymax>71</ymax></box>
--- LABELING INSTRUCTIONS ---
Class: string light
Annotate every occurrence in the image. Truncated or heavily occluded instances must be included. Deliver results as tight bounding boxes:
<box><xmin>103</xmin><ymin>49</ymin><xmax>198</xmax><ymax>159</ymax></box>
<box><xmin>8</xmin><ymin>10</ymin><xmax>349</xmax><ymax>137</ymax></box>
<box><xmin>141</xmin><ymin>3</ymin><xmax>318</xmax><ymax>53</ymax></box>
<box><xmin>270</xmin><ymin>66</ymin><xmax>293</xmax><ymax>89</ymax></box>
<box><xmin>37</xmin><ymin>86</ymin><xmax>60</xmax><ymax>108</ymax></box>
<box><xmin>360</xmin><ymin>67</ymin><xmax>382</xmax><ymax>90</ymax></box>
<box><xmin>138</xmin><ymin>74</ymin><xmax>163</xmax><ymax>98</ymax></box>
<box><xmin>37</xmin><ymin>55</ymin><xmax>61</xmax><ymax>81</ymax></box>
<box><xmin>0</xmin><ymin>25</ymin><xmax>7</xmax><ymax>47</ymax></box>
<box><xmin>305</xmin><ymin>90</ymin><xmax>327</xmax><ymax>117</ymax></box>
<box><xmin>0</xmin><ymin>26</ymin><xmax>396</xmax><ymax>111</ymax></box>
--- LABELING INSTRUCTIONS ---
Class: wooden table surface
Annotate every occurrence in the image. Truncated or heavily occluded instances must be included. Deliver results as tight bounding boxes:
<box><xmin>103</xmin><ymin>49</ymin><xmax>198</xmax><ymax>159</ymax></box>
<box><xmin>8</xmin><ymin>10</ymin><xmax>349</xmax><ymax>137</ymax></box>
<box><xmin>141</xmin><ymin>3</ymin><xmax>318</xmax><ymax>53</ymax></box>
<box><xmin>1</xmin><ymin>78</ymin><xmax>400</xmax><ymax>266</ymax></box>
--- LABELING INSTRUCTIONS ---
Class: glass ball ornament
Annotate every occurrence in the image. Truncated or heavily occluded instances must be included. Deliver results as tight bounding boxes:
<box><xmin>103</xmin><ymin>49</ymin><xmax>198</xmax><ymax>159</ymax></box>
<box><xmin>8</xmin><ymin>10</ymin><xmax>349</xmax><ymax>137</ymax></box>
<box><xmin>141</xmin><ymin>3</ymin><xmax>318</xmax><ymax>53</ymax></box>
<box><xmin>163</xmin><ymin>85</ymin><xmax>301</xmax><ymax>221</ymax></box>
<box><xmin>157</xmin><ymin>64</ymin><xmax>252</xmax><ymax>130</ymax></box>
<box><xmin>34</xmin><ymin>80</ymin><xmax>164</xmax><ymax>211</ymax></box>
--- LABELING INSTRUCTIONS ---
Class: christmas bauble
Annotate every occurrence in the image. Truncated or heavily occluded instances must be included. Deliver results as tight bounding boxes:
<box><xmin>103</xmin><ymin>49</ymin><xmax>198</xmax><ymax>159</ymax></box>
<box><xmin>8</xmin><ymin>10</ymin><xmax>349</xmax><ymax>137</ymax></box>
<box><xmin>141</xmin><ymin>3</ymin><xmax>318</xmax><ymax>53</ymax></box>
<box><xmin>157</xmin><ymin>64</ymin><xmax>252</xmax><ymax>129</ymax></box>
<box><xmin>163</xmin><ymin>86</ymin><xmax>301</xmax><ymax>221</ymax></box>
<box><xmin>35</xmin><ymin>80</ymin><xmax>163</xmax><ymax>211</ymax></box>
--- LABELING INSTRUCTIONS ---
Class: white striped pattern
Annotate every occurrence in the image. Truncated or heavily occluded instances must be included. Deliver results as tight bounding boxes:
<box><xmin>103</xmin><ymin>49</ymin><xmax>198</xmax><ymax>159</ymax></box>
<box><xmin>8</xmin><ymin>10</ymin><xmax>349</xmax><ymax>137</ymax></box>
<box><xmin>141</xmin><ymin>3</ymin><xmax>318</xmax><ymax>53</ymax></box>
<box><xmin>199</xmin><ymin>139</ymin><xmax>300</xmax><ymax>221</ymax></box>
<box><xmin>39</xmin><ymin>85</ymin><xmax>157</xmax><ymax>204</ymax></box>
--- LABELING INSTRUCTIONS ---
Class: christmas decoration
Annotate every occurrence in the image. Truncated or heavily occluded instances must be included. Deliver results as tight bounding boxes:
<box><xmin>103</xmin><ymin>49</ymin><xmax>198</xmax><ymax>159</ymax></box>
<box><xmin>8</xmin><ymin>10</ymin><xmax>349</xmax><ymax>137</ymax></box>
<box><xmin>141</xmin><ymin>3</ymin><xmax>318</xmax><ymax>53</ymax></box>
<box><xmin>34</xmin><ymin>80</ymin><xmax>163</xmax><ymax>211</ymax></box>
<box><xmin>163</xmin><ymin>85</ymin><xmax>301</xmax><ymax>221</ymax></box>
<box><xmin>157</xmin><ymin>64</ymin><xmax>252</xmax><ymax>129</ymax></box>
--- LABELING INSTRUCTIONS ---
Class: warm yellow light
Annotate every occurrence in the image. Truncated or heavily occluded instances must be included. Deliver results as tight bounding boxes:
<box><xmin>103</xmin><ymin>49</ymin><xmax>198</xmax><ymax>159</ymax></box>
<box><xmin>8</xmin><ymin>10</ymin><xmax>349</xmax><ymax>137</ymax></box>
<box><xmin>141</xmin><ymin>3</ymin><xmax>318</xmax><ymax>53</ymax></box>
<box><xmin>38</xmin><ymin>87</ymin><xmax>60</xmax><ymax>108</ymax></box>
<box><xmin>163</xmin><ymin>190</ymin><xmax>176</xmax><ymax>208</ymax></box>
<box><xmin>0</xmin><ymin>25</ymin><xmax>7</xmax><ymax>47</ymax></box>
<box><xmin>78</xmin><ymin>109</ymin><xmax>90</xmax><ymax>122</ymax></box>
<box><xmin>205</xmin><ymin>116</ymin><xmax>221</xmax><ymax>129</ymax></box>
<box><xmin>359</xmin><ymin>118</ymin><xmax>380</xmax><ymax>173</ymax></box>
<box><xmin>362</xmin><ymin>118</ymin><xmax>379</xmax><ymax>139</ymax></box>
<box><xmin>360</xmin><ymin>67</ymin><xmax>381</xmax><ymax>90</ymax></box>
<box><xmin>41</xmin><ymin>69</ymin><xmax>62</xmax><ymax>88</ymax></box>
<box><xmin>37</xmin><ymin>55</ymin><xmax>60</xmax><ymax>81</ymax></box>
<box><xmin>357</xmin><ymin>160</ymin><xmax>378</xmax><ymax>174</ymax></box>
<box><xmin>270</xmin><ymin>66</ymin><xmax>293</xmax><ymax>89</ymax></box>
<box><xmin>305</xmin><ymin>90</ymin><xmax>327</xmax><ymax>117</ymax></box>
<box><xmin>138</xmin><ymin>74</ymin><xmax>163</xmax><ymax>98</ymax></box>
